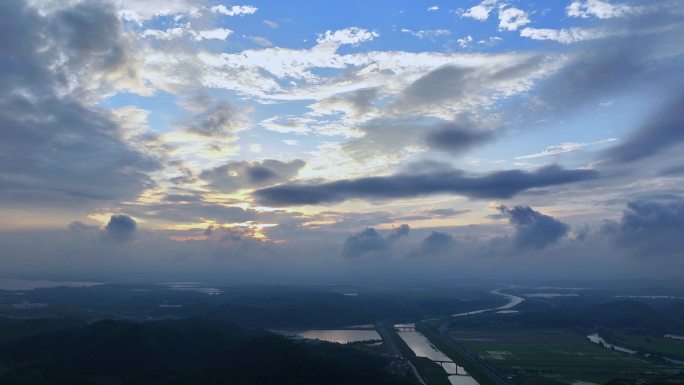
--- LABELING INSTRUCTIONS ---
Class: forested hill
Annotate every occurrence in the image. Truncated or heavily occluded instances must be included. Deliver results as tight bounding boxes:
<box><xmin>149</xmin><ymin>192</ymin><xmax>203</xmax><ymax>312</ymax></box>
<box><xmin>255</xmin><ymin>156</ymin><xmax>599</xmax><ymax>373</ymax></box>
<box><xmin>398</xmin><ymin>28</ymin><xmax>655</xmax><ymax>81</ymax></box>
<box><xmin>0</xmin><ymin>317</ymin><xmax>416</xmax><ymax>385</ymax></box>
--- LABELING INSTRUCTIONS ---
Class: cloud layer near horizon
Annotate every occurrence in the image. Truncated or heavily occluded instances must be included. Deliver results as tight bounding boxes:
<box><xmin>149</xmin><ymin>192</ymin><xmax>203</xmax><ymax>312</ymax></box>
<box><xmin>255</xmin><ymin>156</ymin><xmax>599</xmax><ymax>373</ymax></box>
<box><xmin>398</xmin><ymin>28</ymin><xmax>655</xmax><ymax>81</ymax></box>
<box><xmin>0</xmin><ymin>0</ymin><xmax>683</xmax><ymax>282</ymax></box>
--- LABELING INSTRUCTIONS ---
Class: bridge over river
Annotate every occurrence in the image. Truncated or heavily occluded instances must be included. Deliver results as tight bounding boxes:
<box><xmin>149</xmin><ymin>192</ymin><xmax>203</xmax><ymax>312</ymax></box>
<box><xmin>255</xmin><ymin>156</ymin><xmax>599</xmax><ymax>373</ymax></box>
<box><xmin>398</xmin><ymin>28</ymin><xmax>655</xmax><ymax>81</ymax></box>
<box><xmin>382</xmin><ymin>289</ymin><xmax>524</xmax><ymax>385</ymax></box>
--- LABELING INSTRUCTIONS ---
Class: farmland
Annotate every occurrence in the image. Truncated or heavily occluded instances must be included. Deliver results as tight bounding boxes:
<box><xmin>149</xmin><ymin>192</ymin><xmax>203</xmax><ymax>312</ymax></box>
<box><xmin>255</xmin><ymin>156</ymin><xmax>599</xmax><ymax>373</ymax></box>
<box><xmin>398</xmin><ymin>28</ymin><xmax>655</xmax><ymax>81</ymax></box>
<box><xmin>448</xmin><ymin>329</ymin><xmax>683</xmax><ymax>384</ymax></box>
<box><xmin>607</xmin><ymin>333</ymin><xmax>684</xmax><ymax>360</ymax></box>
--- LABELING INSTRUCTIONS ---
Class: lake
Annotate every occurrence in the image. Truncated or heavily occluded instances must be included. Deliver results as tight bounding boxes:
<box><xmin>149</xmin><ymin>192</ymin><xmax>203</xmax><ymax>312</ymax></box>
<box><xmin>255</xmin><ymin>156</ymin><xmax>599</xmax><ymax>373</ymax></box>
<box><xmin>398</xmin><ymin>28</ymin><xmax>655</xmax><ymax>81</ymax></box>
<box><xmin>274</xmin><ymin>329</ymin><xmax>381</xmax><ymax>343</ymax></box>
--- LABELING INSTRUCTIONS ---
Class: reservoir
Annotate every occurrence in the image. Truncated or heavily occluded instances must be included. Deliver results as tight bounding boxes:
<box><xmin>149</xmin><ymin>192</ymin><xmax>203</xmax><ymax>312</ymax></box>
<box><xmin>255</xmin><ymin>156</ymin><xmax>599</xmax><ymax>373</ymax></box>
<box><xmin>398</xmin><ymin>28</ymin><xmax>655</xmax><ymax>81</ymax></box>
<box><xmin>274</xmin><ymin>329</ymin><xmax>381</xmax><ymax>343</ymax></box>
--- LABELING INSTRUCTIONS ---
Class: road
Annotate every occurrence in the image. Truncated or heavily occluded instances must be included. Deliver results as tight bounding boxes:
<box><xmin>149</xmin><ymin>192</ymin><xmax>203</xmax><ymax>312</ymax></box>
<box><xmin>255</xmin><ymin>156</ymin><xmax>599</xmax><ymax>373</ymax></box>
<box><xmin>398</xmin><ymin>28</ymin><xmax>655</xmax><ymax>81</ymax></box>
<box><xmin>434</xmin><ymin>323</ymin><xmax>514</xmax><ymax>385</ymax></box>
<box><xmin>376</xmin><ymin>322</ymin><xmax>427</xmax><ymax>385</ymax></box>
<box><xmin>415</xmin><ymin>289</ymin><xmax>523</xmax><ymax>385</ymax></box>
<box><xmin>381</xmin><ymin>288</ymin><xmax>523</xmax><ymax>385</ymax></box>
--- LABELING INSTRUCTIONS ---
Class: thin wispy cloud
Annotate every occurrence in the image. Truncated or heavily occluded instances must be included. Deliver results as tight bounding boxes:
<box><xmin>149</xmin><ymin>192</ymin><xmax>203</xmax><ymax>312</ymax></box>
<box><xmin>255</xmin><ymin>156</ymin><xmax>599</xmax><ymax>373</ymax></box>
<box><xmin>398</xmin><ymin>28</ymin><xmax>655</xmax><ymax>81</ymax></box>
<box><xmin>516</xmin><ymin>139</ymin><xmax>617</xmax><ymax>160</ymax></box>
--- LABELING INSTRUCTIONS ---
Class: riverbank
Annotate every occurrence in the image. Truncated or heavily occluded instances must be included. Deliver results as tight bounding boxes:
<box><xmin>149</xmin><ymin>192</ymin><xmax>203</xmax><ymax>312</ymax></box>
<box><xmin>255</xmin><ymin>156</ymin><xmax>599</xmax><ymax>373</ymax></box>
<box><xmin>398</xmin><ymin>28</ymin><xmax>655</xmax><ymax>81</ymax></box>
<box><xmin>393</xmin><ymin>289</ymin><xmax>525</xmax><ymax>385</ymax></box>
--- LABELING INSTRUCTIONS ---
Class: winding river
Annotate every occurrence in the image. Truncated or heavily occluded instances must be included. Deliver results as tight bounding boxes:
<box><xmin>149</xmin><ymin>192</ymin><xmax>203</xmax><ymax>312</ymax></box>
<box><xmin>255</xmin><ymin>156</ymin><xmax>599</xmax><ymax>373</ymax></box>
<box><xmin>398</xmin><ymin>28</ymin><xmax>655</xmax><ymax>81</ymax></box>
<box><xmin>587</xmin><ymin>333</ymin><xmax>684</xmax><ymax>365</ymax></box>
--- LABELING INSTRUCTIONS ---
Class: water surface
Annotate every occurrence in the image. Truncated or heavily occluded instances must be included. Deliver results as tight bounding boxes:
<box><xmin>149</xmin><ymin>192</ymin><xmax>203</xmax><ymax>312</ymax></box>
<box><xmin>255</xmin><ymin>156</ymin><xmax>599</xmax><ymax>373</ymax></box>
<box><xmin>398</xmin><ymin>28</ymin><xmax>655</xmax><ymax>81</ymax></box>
<box><xmin>587</xmin><ymin>334</ymin><xmax>637</xmax><ymax>354</ymax></box>
<box><xmin>397</xmin><ymin>328</ymin><xmax>479</xmax><ymax>385</ymax></box>
<box><xmin>275</xmin><ymin>329</ymin><xmax>380</xmax><ymax>343</ymax></box>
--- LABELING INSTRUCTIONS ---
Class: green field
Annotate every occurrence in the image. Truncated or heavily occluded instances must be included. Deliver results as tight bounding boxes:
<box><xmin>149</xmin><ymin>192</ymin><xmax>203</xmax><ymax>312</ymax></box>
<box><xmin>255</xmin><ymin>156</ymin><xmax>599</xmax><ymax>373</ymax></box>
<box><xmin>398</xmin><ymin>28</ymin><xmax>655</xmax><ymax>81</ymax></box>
<box><xmin>449</xmin><ymin>329</ymin><xmax>683</xmax><ymax>384</ymax></box>
<box><xmin>608</xmin><ymin>333</ymin><xmax>684</xmax><ymax>360</ymax></box>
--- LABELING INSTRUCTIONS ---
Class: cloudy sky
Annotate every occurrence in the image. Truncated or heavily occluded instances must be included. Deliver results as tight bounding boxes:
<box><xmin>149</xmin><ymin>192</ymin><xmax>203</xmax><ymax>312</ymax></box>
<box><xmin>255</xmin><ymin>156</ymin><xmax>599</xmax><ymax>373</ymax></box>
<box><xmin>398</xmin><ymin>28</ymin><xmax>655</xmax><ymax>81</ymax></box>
<box><xmin>1</xmin><ymin>0</ymin><xmax>683</xmax><ymax>283</ymax></box>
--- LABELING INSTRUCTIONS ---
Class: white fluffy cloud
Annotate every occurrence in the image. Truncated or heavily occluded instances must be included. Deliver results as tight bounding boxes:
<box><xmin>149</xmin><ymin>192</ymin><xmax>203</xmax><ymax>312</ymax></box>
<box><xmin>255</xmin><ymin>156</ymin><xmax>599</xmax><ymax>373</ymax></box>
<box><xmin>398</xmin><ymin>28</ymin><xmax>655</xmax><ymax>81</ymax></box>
<box><xmin>460</xmin><ymin>2</ymin><xmax>530</xmax><ymax>32</ymax></box>
<box><xmin>194</xmin><ymin>28</ymin><xmax>233</xmax><ymax>40</ymax></box>
<box><xmin>316</xmin><ymin>27</ymin><xmax>379</xmax><ymax>46</ymax></box>
<box><xmin>567</xmin><ymin>0</ymin><xmax>642</xmax><ymax>19</ymax></box>
<box><xmin>210</xmin><ymin>4</ymin><xmax>257</xmax><ymax>16</ymax></box>
<box><xmin>461</xmin><ymin>0</ymin><xmax>498</xmax><ymax>21</ymax></box>
<box><xmin>520</xmin><ymin>27</ymin><xmax>606</xmax><ymax>43</ymax></box>
<box><xmin>498</xmin><ymin>7</ymin><xmax>530</xmax><ymax>31</ymax></box>
<box><xmin>457</xmin><ymin>35</ymin><xmax>473</xmax><ymax>48</ymax></box>
<box><xmin>114</xmin><ymin>0</ymin><xmax>203</xmax><ymax>23</ymax></box>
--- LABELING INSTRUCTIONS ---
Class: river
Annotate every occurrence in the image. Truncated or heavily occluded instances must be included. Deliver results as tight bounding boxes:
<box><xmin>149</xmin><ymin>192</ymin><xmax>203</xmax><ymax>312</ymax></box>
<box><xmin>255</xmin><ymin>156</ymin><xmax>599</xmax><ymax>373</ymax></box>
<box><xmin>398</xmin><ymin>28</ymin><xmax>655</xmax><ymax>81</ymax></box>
<box><xmin>274</xmin><ymin>289</ymin><xmax>525</xmax><ymax>384</ymax></box>
<box><xmin>588</xmin><ymin>333</ymin><xmax>684</xmax><ymax>365</ymax></box>
<box><xmin>397</xmin><ymin>326</ymin><xmax>479</xmax><ymax>385</ymax></box>
<box><xmin>396</xmin><ymin>288</ymin><xmax>525</xmax><ymax>385</ymax></box>
<box><xmin>586</xmin><ymin>334</ymin><xmax>637</xmax><ymax>354</ymax></box>
<box><xmin>452</xmin><ymin>289</ymin><xmax>524</xmax><ymax>317</ymax></box>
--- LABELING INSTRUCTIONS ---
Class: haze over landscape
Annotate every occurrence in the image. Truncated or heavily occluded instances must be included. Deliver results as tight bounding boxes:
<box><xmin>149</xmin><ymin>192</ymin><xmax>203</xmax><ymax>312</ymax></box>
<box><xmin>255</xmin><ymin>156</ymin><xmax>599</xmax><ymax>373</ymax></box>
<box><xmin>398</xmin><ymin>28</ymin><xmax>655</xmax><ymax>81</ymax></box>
<box><xmin>2</xmin><ymin>2</ymin><xmax>684</xmax><ymax>385</ymax></box>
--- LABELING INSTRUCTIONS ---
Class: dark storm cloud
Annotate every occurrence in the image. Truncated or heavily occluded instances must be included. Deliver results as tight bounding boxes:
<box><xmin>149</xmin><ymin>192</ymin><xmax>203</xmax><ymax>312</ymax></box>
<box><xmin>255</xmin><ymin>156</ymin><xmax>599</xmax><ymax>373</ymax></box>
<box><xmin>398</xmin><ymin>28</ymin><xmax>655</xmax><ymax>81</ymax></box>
<box><xmin>607</xmin><ymin>199</ymin><xmax>684</xmax><ymax>257</ymax></box>
<box><xmin>200</xmin><ymin>159</ymin><xmax>305</xmax><ymax>193</ymax></box>
<box><xmin>602</xmin><ymin>94</ymin><xmax>684</xmax><ymax>163</ymax></box>
<box><xmin>387</xmin><ymin>224</ymin><xmax>410</xmax><ymax>242</ymax></box>
<box><xmin>0</xmin><ymin>0</ymin><xmax>158</xmax><ymax>207</ymax></box>
<box><xmin>105</xmin><ymin>215</ymin><xmax>137</xmax><ymax>242</ymax></box>
<box><xmin>419</xmin><ymin>231</ymin><xmax>455</xmax><ymax>255</ymax></box>
<box><xmin>254</xmin><ymin>164</ymin><xmax>598</xmax><ymax>206</ymax></box>
<box><xmin>500</xmin><ymin>206</ymin><xmax>569</xmax><ymax>250</ymax></box>
<box><xmin>425</xmin><ymin>123</ymin><xmax>494</xmax><ymax>153</ymax></box>
<box><xmin>341</xmin><ymin>224</ymin><xmax>410</xmax><ymax>257</ymax></box>
<box><xmin>341</xmin><ymin>228</ymin><xmax>389</xmax><ymax>258</ymax></box>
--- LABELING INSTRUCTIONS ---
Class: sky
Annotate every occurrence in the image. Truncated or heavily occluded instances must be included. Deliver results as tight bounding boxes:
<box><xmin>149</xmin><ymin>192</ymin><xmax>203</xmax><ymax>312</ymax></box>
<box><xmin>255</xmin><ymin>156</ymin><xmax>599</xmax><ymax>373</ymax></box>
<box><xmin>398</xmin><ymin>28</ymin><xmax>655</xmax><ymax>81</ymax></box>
<box><xmin>1</xmin><ymin>0</ymin><xmax>683</xmax><ymax>284</ymax></box>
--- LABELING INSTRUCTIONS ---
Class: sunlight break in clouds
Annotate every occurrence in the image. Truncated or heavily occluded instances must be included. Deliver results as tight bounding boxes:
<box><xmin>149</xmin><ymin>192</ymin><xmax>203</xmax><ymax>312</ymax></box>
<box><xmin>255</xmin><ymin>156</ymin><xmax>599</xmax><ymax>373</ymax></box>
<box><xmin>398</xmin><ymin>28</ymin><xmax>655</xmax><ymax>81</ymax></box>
<box><xmin>1</xmin><ymin>0</ymin><xmax>684</xmax><ymax>282</ymax></box>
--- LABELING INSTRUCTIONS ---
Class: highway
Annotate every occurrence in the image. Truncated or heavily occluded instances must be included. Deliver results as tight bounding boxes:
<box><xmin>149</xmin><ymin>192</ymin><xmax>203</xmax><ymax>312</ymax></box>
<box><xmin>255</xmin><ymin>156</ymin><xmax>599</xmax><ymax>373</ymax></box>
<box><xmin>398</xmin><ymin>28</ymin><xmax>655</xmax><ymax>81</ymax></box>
<box><xmin>376</xmin><ymin>322</ymin><xmax>427</xmax><ymax>385</ymax></box>
<box><xmin>434</xmin><ymin>323</ymin><xmax>514</xmax><ymax>385</ymax></box>
<box><xmin>413</xmin><ymin>289</ymin><xmax>523</xmax><ymax>385</ymax></box>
